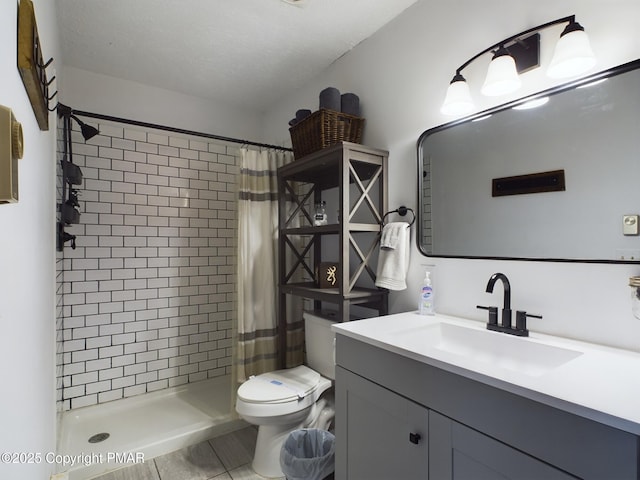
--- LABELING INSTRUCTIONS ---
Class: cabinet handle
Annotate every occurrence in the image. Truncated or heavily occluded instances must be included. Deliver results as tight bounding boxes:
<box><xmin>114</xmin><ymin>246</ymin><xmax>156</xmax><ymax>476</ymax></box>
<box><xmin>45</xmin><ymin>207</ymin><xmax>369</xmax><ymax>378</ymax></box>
<box><xmin>409</xmin><ymin>432</ymin><xmax>421</xmax><ymax>444</ymax></box>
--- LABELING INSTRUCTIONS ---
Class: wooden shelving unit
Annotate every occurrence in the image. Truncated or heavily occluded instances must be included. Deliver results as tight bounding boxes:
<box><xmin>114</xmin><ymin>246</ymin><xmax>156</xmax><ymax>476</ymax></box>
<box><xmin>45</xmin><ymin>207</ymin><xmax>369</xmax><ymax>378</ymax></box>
<box><xmin>277</xmin><ymin>142</ymin><xmax>389</xmax><ymax>365</ymax></box>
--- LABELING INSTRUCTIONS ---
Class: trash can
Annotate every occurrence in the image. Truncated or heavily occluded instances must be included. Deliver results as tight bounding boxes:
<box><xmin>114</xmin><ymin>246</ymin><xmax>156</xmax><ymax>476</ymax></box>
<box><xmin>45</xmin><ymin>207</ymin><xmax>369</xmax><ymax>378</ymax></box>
<box><xmin>280</xmin><ymin>428</ymin><xmax>335</xmax><ymax>480</ymax></box>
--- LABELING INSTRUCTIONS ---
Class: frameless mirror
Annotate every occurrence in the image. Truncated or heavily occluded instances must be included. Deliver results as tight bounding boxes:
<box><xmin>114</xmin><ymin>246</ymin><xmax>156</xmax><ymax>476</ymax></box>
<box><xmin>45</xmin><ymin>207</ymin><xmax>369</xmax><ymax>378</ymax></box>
<box><xmin>418</xmin><ymin>59</ymin><xmax>640</xmax><ymax>262</ymax></box>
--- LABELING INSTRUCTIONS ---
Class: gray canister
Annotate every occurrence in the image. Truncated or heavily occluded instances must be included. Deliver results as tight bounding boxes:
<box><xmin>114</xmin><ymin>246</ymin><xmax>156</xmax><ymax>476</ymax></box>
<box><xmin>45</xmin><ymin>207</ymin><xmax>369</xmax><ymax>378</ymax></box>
<box><xmin>341</xmin><ymin>93</ymin><xmax>360</xmax><ymax>116</ymax></box>
<box><xmin>296</xmin><ymin>109</ymin><xmax>312</xmax><ymax>122</ymax></box>
<box><xmin>289</xmin><ymin>109</ymin><xmax>312</xmax><ymax>126</ymax></box>
<box><xmin>319</xmin><ymin>87</ymin><xmax>341</xmax><ymax>111</ymax></box>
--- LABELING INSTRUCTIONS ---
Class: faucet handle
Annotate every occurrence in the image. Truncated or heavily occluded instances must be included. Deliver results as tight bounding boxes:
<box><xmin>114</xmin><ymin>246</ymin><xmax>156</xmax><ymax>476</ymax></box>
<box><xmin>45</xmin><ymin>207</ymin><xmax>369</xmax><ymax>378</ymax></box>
<box><xmin>515</xmin><ymin>311</ymin><xmax>542</xmax><ymax>334</ymax></box>
<box><xmin>476</xmin><ymin>305</ymin><xmax>498</xmax><ymax>325</ymax></box>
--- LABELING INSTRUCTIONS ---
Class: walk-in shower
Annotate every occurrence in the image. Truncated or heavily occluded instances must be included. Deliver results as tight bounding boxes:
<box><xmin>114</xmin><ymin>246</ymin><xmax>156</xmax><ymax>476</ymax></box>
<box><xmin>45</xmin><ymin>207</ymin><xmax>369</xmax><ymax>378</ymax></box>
<box><xmin>54</xmin><ymin>113</ymin><xmax>273</xmax><ymax>478</ymax></box>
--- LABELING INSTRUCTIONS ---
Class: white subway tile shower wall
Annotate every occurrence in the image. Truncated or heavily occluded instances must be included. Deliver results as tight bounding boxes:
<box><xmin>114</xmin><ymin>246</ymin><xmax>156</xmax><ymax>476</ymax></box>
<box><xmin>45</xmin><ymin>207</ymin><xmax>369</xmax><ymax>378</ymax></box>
<box><xmin>56</xmin><ymin>121</ymin><xmax>239</xmax><ymax>411</ymax></box>
<box><xmin>56</xmin><ymin>130</ymin><xmax>67</xmax><ymax>412</ymax></box>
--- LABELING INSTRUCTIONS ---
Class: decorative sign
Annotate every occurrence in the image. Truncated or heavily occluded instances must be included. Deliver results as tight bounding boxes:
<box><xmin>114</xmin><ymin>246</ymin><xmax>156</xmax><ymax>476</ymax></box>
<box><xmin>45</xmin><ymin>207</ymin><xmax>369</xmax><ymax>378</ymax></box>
<box><xmin>316</xmin><ymin>262</ymin><xmax>339</xmax><ymax>288</ymax></box>
<box><xmin>492</xmin><ymin>169</ymin><xmax>565</xmax><ymax>197</ymax></box>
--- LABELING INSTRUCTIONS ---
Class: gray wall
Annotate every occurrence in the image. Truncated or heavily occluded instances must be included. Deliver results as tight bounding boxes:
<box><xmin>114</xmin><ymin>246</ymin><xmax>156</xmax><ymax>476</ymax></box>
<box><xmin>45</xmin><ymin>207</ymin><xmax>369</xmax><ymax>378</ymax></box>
<box><xmin>261</xmin><ymin>0</ymin><xmax>640</xmax><ymax>351</ymax></box>
<box><xmin>0</xmin><ymin>0</ymin><xmax>59</xmax><ymax>477</ymax></box>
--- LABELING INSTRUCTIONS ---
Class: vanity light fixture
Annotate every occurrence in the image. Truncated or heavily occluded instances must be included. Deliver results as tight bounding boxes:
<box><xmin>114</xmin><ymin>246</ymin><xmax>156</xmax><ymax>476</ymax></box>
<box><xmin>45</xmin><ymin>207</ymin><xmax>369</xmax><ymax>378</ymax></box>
<box><xmin>441</xmin><ymin>15</ymin><xmax>596</xmax><ymax>116</ymax></box>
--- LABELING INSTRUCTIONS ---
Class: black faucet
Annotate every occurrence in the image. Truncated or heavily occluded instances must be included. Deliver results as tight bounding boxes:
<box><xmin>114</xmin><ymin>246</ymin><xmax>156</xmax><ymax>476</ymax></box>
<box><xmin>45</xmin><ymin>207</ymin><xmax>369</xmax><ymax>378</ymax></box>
<box><xmin>486</xmin><ymin>272</ymin><xmax>512</xmax><ymax>329</ymax></box>
<box><xmin>477</xmin><ymin>272</ymin><xmax>541</xmax><ymax>337</ymax></box>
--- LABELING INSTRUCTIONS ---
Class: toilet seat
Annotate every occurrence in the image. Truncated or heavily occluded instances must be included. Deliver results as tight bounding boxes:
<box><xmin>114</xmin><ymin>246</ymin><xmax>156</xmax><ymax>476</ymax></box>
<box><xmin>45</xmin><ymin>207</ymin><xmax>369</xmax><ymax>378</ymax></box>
<box><xmin>236</xmin><ymin>365</ymin><xmax>331</xmax><ymax>419</ymax></box>
<box><xmin>238</xmin><ymin>365</ymin><xmax>321</xmax><ymax>404</ymax></box>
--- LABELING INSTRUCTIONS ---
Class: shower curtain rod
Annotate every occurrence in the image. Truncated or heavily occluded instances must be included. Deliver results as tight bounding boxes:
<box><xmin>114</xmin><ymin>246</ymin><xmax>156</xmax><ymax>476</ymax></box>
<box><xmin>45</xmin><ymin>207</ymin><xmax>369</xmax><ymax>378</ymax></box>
<box><xmin>70</xmin><ymin>108</ymin><xmax>293</xmax><ymax>152</ymax></box>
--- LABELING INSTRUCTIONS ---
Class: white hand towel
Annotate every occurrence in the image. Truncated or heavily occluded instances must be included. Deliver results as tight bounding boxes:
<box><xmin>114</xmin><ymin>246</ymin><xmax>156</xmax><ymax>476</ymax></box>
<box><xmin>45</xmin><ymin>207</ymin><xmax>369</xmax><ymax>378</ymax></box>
<box><xmin>375</xmin><ymin>222</ymin><xmax>410</xmax><ymax>290</ymax></box>
<box><xmin>380</xmin><ymin>222</ymin><xmax>405</xmax><ymax>250</ymax></box>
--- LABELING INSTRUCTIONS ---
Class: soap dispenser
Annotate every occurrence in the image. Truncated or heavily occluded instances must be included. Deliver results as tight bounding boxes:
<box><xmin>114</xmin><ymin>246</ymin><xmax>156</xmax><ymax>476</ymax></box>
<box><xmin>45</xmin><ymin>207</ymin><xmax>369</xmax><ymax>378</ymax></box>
<box><xmin>419</xmin><ymin>271</ymin><xmax>435</xmax><ymax>315</ymax></box>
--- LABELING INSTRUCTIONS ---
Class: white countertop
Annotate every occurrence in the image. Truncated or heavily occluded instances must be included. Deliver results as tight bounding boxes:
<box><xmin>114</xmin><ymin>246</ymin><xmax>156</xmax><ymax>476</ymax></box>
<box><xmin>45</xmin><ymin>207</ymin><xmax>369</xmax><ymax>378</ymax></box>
<box><xmin>332</xmin><ymin>311</ymin><xmax>640</xmax><ymax>435</ymax></box>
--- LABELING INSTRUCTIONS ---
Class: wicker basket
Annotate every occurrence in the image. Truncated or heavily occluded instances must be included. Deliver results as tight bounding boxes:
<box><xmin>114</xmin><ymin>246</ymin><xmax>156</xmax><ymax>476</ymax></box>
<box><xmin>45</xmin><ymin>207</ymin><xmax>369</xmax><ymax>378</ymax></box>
<box><xmin>289</xmin><ymin>109</ymin><xmax>365</xmax><ymax>159</ymax></box>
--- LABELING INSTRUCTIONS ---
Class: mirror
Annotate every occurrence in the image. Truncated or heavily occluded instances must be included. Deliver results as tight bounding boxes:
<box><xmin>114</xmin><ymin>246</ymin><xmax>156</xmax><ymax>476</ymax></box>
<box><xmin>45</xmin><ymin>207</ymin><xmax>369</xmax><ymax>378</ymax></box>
<box><xmin>418</xmin><ymin>59</ymin><xmax>640</xmax><ymax>262</ymax></box>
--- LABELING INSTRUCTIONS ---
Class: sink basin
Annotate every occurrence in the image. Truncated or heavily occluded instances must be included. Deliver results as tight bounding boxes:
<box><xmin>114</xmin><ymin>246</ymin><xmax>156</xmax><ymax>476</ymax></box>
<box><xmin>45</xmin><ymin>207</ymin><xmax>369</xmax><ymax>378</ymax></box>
<box><xmin>389</xmin><ymin>321</ymin><xmax>583</xmax><ymax>377</ymax></box>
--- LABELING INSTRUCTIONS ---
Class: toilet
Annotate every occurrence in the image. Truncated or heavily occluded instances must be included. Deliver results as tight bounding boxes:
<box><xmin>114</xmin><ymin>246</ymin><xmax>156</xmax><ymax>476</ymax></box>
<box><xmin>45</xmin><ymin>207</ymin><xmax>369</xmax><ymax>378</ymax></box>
<box><xmin>235</xmin><ymin>311</ymin><xmax>336</xmax><ymax>478</ymax></box>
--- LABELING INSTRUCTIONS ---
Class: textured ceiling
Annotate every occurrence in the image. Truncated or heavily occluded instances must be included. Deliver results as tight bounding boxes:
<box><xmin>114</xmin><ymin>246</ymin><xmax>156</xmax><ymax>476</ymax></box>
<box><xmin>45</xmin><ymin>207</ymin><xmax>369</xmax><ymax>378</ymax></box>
<box><xmin>56</xmin><ymin>0</ymin><xmax>418</xmax><ymax>111</ymax></box>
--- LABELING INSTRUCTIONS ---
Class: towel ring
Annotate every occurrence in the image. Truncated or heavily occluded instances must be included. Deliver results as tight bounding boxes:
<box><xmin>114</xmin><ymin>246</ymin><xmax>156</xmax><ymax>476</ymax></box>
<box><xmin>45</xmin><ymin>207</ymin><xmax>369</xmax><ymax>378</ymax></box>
<box><xmin>381</xmin><ymin>206</ymin><xmax>416</xmax><ymax>228</ymax></box>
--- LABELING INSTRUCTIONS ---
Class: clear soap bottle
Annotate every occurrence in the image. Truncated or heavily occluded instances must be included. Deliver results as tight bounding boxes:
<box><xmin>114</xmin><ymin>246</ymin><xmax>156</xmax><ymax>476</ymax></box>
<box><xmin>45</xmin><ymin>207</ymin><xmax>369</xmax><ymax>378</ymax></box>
<box><xmin>419</xmin><ymin>271</ymin><xmax>435</xmax><ymax>315</ymax></box>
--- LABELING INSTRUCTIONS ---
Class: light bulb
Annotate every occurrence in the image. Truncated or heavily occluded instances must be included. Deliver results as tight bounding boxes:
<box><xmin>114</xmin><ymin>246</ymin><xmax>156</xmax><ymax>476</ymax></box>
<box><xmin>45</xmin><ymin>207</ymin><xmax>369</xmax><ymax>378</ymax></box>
<box><xmin>441</xmin><ymin>75</ymin><xmax>474</xmax><ymax>116</ymax></box>
<box><xmin>547</xmin><ymin>23</ymin><xmax>596</xmax><ymax>79</ymax></box>
<box><xmin>481</xmin><ymin>49</ymin><xmax>522</xmax><ymax>96</ymax></box>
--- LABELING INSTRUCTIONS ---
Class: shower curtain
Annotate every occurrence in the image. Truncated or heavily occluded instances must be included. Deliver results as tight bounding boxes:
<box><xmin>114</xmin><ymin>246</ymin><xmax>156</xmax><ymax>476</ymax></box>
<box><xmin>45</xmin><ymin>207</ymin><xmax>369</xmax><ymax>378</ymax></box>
<box><xmin>236</xmin><ymin>148</ymin><xmax>303</xmax><ymax>383</ymax></box>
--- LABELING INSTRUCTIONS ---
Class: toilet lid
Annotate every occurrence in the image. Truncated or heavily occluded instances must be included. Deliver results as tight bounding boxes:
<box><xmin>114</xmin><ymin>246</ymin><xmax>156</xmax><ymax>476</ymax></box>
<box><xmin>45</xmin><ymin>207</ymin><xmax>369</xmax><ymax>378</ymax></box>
<box><xmin>238</xmin><ymin>365</ymin><xmax>320</xmax><ymax>404</ymax></box>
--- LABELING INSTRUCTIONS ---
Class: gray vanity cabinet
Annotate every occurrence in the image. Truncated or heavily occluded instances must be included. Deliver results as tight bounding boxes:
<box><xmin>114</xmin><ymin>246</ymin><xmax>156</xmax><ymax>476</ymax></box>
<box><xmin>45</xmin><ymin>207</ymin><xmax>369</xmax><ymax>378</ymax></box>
<box><xmin>336</xmin><ymin>366</ymin><xmax>571</xmax><ymax>480</ymax></box>
<box><xmin>334</xmin><ymin>333</ymin><xmax>640</xmax><ymax>480</ymax></box>
<box><xmin>336</xmin><ymin>366</ymin><xmax>428</xmax><ymax>480</ymax></box>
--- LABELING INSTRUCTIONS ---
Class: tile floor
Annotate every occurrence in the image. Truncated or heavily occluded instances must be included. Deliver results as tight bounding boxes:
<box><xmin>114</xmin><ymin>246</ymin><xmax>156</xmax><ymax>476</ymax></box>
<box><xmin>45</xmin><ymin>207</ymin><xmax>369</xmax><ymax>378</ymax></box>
<box><xmin>92</xmin><ymin>426</ymin><xmax>280</xmax><ymax>480</ymax></box>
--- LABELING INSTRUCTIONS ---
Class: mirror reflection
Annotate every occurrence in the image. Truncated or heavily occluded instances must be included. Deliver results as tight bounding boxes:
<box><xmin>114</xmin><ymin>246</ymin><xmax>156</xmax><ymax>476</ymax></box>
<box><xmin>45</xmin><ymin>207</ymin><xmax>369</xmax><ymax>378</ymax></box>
<box><xmin>418</xmin><ymin>60</ymin><xmax>640</xmax><ymax>262</ymax></box>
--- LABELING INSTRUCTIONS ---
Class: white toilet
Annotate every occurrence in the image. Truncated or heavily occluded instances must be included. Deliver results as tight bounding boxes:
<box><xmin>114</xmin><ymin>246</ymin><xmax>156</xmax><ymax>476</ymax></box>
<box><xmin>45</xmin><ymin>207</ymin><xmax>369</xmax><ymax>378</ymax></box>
<box><xmin>235</xmin><ymin>311</ymin><xmax>336</xmax><ymax>478</ymax></box>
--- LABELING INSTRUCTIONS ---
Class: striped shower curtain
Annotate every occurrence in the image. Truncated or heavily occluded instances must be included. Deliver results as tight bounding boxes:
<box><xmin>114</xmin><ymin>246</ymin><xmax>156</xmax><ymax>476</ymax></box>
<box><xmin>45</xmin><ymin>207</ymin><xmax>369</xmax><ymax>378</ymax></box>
<box><xmin>236</xmin><ymin>149</ymin><xmax>303</xmax><ymax>382</ymax></box>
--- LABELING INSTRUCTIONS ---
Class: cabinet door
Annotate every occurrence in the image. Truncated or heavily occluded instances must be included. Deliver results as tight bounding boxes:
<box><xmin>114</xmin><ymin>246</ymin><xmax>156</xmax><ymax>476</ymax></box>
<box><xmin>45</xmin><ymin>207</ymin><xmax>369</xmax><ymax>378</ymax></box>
<box><xmin>430</xmin><ymin>411</ymin><xmax>576</xmax><ymax>480</ymax></box>
<box><xmin>335</xmin><ymin>367</ymin><xmax>428</xmax><ymax>480</ymax></box>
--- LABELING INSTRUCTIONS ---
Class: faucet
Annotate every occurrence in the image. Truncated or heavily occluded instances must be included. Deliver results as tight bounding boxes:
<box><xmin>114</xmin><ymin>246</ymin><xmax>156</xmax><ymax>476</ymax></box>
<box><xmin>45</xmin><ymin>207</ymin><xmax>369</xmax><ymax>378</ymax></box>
<box><xmin>485</xmin><ymin>272</ymin><xmax>512</xmax><ymax>329</ymax></box>
<box><xmin>477</xmin><ymin>272</ymin><xmax>541</xmax><ymax>337</ymax></box>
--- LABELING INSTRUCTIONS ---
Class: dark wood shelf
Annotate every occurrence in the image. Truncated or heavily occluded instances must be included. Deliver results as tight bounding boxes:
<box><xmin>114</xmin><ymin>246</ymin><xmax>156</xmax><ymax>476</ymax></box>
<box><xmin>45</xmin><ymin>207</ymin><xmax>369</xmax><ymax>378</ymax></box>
<box><xmin>280</xmin><ymin>283</ymin><xmax>388</xmax><ymax>302</ymax></box>
<box><xmin>278</xmin><ymin>142</ymin><xmax>386</xmax><ymax>189</ymax></box>
<box><xmin>281</xmin><ymin>223</ymin><xmax>382</xmax><ymax>236</ymax></box>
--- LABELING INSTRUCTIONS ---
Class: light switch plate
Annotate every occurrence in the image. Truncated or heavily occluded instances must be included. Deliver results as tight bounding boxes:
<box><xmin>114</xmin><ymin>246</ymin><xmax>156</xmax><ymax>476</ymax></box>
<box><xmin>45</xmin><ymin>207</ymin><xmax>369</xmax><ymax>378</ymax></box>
<box><xmin>623</xmin><ymin>215</ymin><xmax>639</xmax><ymax>236</ymax></box>
<box><xmin>0</xmin><ymin>105</ymin><xmax>24</xmax><ymax>203</ymax></box>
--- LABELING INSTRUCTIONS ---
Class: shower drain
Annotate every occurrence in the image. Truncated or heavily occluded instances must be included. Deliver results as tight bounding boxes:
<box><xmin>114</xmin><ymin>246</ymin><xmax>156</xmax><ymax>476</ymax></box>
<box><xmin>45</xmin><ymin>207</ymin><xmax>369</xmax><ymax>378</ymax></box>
<box><xmin>88</xmin><ymin>432</ymin><xmax>110</xmax><ymax>443</ymax></box>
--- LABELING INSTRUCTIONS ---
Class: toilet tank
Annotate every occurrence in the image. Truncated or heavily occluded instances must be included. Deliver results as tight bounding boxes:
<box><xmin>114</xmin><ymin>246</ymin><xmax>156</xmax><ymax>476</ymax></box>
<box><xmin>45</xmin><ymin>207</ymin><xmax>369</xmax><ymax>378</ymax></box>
<box><xmin>303</xmin><ymin>311</ymin><xmax>337</xmax><ymax>380</ymax></box>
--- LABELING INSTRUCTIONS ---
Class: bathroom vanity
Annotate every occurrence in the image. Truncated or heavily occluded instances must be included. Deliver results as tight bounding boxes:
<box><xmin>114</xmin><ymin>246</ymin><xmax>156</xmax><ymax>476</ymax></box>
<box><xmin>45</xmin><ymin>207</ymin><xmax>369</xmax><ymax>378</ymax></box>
<box><xmin>333</xmin><ymin>313</ymin><xmax>640</xmax><ymax>479</ymax></box>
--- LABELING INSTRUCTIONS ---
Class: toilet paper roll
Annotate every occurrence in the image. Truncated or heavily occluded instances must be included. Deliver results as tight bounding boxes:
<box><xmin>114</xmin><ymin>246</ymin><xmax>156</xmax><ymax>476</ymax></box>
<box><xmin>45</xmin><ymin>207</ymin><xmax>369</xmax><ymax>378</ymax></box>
<box><xmin>319</xmin><ymin>87</ymin><xmax>341</xmax><ymax>111</ymax></box>
<box><xmin>341</xmin><ymin>93</ymin><xmax>360</xmax><ymax>116</ymax></box>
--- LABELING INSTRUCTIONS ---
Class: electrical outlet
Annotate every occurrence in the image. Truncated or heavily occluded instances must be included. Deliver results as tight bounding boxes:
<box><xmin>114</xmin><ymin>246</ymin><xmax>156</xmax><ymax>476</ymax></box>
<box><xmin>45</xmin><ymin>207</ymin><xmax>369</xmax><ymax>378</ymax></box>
<box><xmin>623</xmin><ymin>215</ymin><xmax>639</xmax><ymax>235</ymax></box>
<box><xmin>0</xmin><ymin>105</ymin><xmax>24</xmax><ymax>203</ymax></box>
